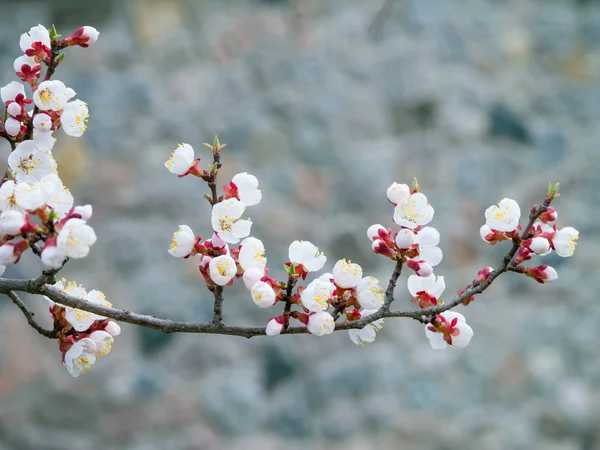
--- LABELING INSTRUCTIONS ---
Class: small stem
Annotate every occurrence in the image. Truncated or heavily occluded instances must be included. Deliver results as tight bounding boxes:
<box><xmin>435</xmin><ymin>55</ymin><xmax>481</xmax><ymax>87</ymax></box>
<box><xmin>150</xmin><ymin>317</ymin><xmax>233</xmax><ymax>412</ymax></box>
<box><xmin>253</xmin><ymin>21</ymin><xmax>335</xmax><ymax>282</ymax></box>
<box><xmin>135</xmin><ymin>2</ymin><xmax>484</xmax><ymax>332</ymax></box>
<box><xmin>382</xmin><ymin>259</ymin><xmax>403</xmax><ymax>311</ymax></box>
<box><xmin>6</xmin><ymin>290</ymin><xmax>57</xmax><ymax>338</ymax></box>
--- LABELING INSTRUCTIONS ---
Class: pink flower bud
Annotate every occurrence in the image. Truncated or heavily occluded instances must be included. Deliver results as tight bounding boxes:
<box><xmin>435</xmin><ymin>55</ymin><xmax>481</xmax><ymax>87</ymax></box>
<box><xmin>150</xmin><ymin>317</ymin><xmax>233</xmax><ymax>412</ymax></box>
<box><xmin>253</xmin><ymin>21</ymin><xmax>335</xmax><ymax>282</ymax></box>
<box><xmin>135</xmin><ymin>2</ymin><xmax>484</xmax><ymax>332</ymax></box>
<box><xmin>406</xmin><ymin>259</ymin><xmax>433</xmax><ymax>277</ymax></box>
<box><xmin>525</xmin><ymin>264</ymin><xmax>558</xmax><ymax>283</ymax></box>
<box><xmin>371</xmin><ymin>239</ymin><xmax>394</xmax><ymax>257</ymax></box>
<box><xmin>538</xmin><ymin>207</ymin><xmax>557</xmax><ymax>224</ymax></box>
<box><xmin>476</xmin><ymin>266</ymin><xmax>494</xmax><ymax>282</ymax></box>
<box><xmin>513</xmin><ymin>247</ymin><xmax>533</xmax><ymax>265</ymax></box>
<box><xmin>266</xmin><ymin>316</ymin><xmax>284</xmax><ymax>336</ymax></box>
<box><xmin>528</xmin><ymin>237</ymin><xmax>551</xmax><ymax>255</ymax></box>
<box><xmin>65</xmin><ymin>26</ymin><xmax>99</xmax><ymax>47</ymax></box>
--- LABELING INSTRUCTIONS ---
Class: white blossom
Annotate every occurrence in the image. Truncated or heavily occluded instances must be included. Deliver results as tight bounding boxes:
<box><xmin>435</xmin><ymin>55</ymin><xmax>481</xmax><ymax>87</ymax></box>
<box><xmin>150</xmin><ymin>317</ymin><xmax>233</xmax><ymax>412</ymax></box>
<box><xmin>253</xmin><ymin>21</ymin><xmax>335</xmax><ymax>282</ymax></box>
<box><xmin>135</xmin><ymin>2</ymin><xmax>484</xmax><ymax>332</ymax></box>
<box><xmin>386</xmin><ymin>182</ymin><xmax>410</xmax><ymax>205</ymax></box>
<box><xmin>408</xmin><ymin>274</ymin><xmax>445</xmax><ymax>306</ymax></box>
<box><xmin>0</xmin><ymin>244</ymin><xmax>18</xmax><ymax>265</ymax></box>
<box><xmin>1</xmin><ymin>81</ymin><xmax>25</xmax><ymax>104</ymax></box>
<box><xmin>33</xmin><ymin>113</ymin><xmax>52</xmax><ymax>132</ymax></box>
<box><xmin>243</xmin><ymin>267</ymin><xmax>264</xmax><ymax>290</ymax></box>
<box><xmin>266</xmin><ymin>317</ymin><xmax>284</xmax><ymax>336</ymax></box>
<box><xmin>553</xmin><ymin>227</ymin><xmax>579</xmax><ymax>257</ymax></box>
<box><xmin>8</xmin><ymin>139</ymin><xmax>57</xmax><ymax>183</ymax></box>
<box><xmin>47</xmin><ymin>182</ymin><xmax>74</xmax><ymax>218</ymax></box>
<box><xmin>367</xmin><ymin>224</ymin><xmax>386</xmax><ymax>241</ymax></box>
<box><xmin>356</xmin><ymin>276</ymin><xmax>384</xmax><ymax>309</ymax></box>
<box><xmin>395</xmin><ymin>228</ymin><xmax>415</xmax><ymax>249</ymax></box>
<box><xmin>41</xmin><ymin>245</ymin><xmax>67</xmax><ymax>269</ymax></box>
<box><xmin>0</xmin><ymin>180</ymin><xmax>20</xmax><ymax>211</ymax></box>
<box><xmin>485</xmin><ymin>198</ymin><xmax>520</xmax><ymax>232</ymax></box>
<box><xmin>238</xmin><ymin>237</ymin><xmax>267</xmax><ymax>271</ymax></box>
<box><xmin>168</xmin><ymin>225</ymin><xmax>196</xmax><ymax>257</ymax></box>
<box><xmin>33</xmin><ymin>80</ymin><xmax>75</xmax><ymax>111</ymax></box>
<box><xmin>64</xmin><ymin>288</ymin><xmax>110</xmax><ymax>332</ymax></box>
<box><xmin>13</xmin><ymin>55</ymin><xmax>38</xmax><ymax>74</ymax></box>
<box><xmin>5</xmin><ymin>117</ymin><xmax>21</xmax><ymax>136</ymax></box>
<box><xmin>413</xmin><ymin>226</ymin><xmax>443</xmax><ymax>267</ymax></box>
<box><xmin>349</xmin><ymin>309</ymin><xmax>383</xmax><ymax>345</ymax></box>
<box><xmin>64</xmin><ymin>338</ymin><xmax>97</xmax><ymax>377</ymax></box>
<box><xmin>73</xmin><ymin>204</ymin><xmax>93</xmax><ymax>220</ymax></box>
<box><xmin>211</xmin><ymin>198</ymin><xmax>252</xmax><ymax>244</ymax></box>
<box><xmin>529</xmin><ymin>237</ymin><xmax>551</xmax><ymax>255</ymax></box>
<box><xmin>164</xmin><ymin>143</ymin><xmax>196</xmax><ymax>176</ymax></box>
<box><xmin>307</xmin><ymin>311</ymin><xmax>335</xmax><ymax>336</ymax></box>
<box><xmin>89</xmin><ymin>330</ymin><xmax>114</xmax><ymax>357</ymax></box>
<box><xmin>56</xmin><ymin>218</ymin><xmax>97</xmax><ymax>258</ymax></box>
<box><xmin>288</xmin><ymin>240</ymin><xmax>326</xmax><ymax>272</ymax></box>
<box><xmin>251</xmin><ymin>281</ymin><xmax>277</xmax><ymax>308</ymax></box>
<box><xmin>0</xmin><ymin>209</ymin><xmax>26</xmax><ymax>235</ymax></box>
<box><xmin>232</xmin><ymin>172</ymin><xmax>262</xmax><ymax>206</ymax></box>
<box><xmin>19</xmin><ymin>24</ymin><xmax>50</xmax><ymax>55</ymax></box>
<box><xmin>105</xmin><ymin>321</ymin><xmax>121</xmax><ymax>336</ymax></box>
<box><xmin>14</xmin><ymin>174</ymin><xmax>60</xmax><ymax>211</ymax></box>
<box><xmin>332</xmin><ymin>259</ymin><xmax>363</xmax><ymax>289</ymax></box>
<box><xmin>301</xmin><ymin>278</ymin><xmax>335</xmax><ymax>312</ymax></box>
<box><xmin>79</xmin><ymin>26</ymin><xmax>99</xmax><ymax>45</ymax></box>
<box><xmin>60</xmin><ymin>99</ymin><xmax>88</xmax><ymax>137</ymax></box>
<box><xmin>209</xmin><ymin>255</ymin><xmax>237</xmax><ymax>286</ymax></box>
<box><xmin>425</xmin><ymin>311</ymin><xmax>473</xmax><ymax>350</ymax></box>
<box><xmin>393</xmin><ymin>192</ymin><xmax>434</xmax><ymax>229</ymax></box>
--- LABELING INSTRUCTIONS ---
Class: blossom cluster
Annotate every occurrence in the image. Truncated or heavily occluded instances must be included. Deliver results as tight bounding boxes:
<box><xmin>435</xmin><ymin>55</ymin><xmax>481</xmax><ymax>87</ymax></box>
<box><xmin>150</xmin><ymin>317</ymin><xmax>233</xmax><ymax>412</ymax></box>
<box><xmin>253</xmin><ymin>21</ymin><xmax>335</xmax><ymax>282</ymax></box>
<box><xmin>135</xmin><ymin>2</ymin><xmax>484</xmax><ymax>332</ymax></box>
<box><xmin>0</xmin><ymin>24</ymin><xmax>109</xmax><ymax>376</ymax></box>
<box><xmin>47</xmin><ymin>279</ymin><xmax>120</xmax><ymax>377</ymax></box>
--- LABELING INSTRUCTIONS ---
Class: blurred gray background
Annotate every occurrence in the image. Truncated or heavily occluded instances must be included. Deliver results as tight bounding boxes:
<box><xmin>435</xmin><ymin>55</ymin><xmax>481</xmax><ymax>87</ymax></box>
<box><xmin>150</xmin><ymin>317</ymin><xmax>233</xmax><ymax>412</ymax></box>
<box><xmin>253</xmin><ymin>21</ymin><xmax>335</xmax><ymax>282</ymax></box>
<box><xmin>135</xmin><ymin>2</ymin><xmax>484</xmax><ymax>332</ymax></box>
<box><xmin>0</xmin><ymin>0</ymin><xmax>599</xmax><ymax>449</ymax></box>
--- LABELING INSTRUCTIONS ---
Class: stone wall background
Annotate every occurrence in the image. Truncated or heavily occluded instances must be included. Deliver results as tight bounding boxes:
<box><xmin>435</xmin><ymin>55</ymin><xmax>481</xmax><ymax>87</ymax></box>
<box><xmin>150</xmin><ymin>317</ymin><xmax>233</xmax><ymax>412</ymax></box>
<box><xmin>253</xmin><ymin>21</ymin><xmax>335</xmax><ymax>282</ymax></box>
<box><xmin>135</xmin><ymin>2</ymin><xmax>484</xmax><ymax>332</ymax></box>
<box><xmin>0</xmin><ymin>0</ymin><xmax>599</xmax><ymax>448</ymax></box>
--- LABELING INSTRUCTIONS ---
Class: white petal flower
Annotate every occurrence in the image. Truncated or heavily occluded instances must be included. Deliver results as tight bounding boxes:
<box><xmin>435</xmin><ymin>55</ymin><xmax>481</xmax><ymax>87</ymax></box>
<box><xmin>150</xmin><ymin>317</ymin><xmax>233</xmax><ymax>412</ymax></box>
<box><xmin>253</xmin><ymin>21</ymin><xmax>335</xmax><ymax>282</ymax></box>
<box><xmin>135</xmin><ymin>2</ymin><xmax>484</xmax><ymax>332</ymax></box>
<box><xmin>47</xmin><ymin>183</ymin><xmax>74</xmax><ymax>218</ymax></box>
<box><xmin>73</xmin><ymin>204</ymin><xmax>93</xmax><ymax>220</ymax></box>
<box><xmin>529</xmin><ymin>237</ymin><xmax>551</xmax><ymax>255</ymax></box>
<box><xmin>251</xmin><ymin>281</ymin><xmax>277</xmax><ymax>308</ymax></box>
<box><xmin>307</xmin><ymin>311</ymin><xmax>335</xmax><ymax>336</ymax></box>
<box><xmin>105</xmin><ymin>321</ymin><xmax>121</xmax><ymax>336</ymax></box>
<box><xmin>408</xmin><ymin>274</ymin><xmax>445</xmax><ymax>299</ymax></box>
<box><xmin>14</xmin><ymin>174</ymin><xmax>59</xmax><ymax>211</ymax></box>
<box><xmin>8</xmin><ymin>139</ymin><xmax>57</xmax><ymax>183</ymax></box>
<box><xmin>386</xmin><ymin>182</ymin><xmax>410</xmax><ymax>204</ymax></box>
<box><xmin>0</xmin><ymin>180</ymin><xmax>21</xmax><ymax>212</ymax></box>
<box><xmin>0</xmin><ymin>244</ymin><xmax>18</xmax><ymax>265</ymax></box>
<box><xmin>301</xmin><ymin>278</ymin><xmax>335</xmax><ymax>312</ymax></box>
<box><xmin>5</xmin><ymin>118</ymin><xmax>21</xmax><ymax>136</ymax></box>
<box><xmin>553</xmin><ymin>227</ymin><xmax>578</xmax><ymax>257</ymax></box>
<box><xmin>1</xmin><ymin>81</ymin><xmax>25</xmax><ymax>104</ymax></box>
<box><xmin>64</xmin><ymin>338</ymin><xmax>97</xmax><ymax>377</ymax></box>
<box><xmin>57</xmin><ymin>218</ymin><xmax>97</xmax><ymax>258</ymax></box>
<box><xmin>243</xmin><ymin>267</ymin><xmax>264</xmax><ymax>290</ymax></box>
<box><xmin>41</xmin><ymin>245</ymin><xmax>67</xmax><ymax>269</ymax></box>
<box><xmin>395</xmin><ymin>228</ymin><xmax>415</xmax><ymax>249</ymax></box>
<box><xmin>232</xmin><ymin>172</ymin><xmax>262</xmax><ymax>206</ymax></box>
<box><xmin>349</xmin><ymin>309</ymin><xmax>383</xmax><ymax>345</ymax></box>
<box><xmin>209</xmin><ymin>255</ymin><xmax>237</xmax><ymax>286</ymax></box>
<box><xmin>89</xmin><ymin>330</ymin><xmax>114</xmax><ymax>357</ymax></box>
<box><xmin>332</xmin><ymin>259</ymin><xmax>363</xmax><ymax>289</ymax></box>
<box><xmin>425</xmin><ymin>311</ymin><xmax>473</xmax><ymax>350</ymax></box>
<box><xmin>60</xmin><ymin>99</ymin><xmax>88</xmax><ymax>137</ymax></box>
<box><xmin>266</xmin><ymin>317</ymin><xmax>284</xmax><ymax>336</ymax></box>
<box><xmin>367</xmin><ymin>224</ymin><xmax>386</xmax><ymax>241</ymax></box>
<box><xmin>356</xmin><ymin>276</ymin><xmax>384</xmax><ymax>309</ymax></box>
<box><xmin>33</xmin><ymin>80</ymin><xmax>76</xmax><ymax>111</ymax></box>
<box><xmin>33</xmin><ymin>113</ymin><xmax>53</xmax><ymax>132</ymax></box>
<box><xmin>238</xmin><ymin>237</ymin><xmax>267</xmax><ymax>271</ymax></box>
<box><xmin>64</xmin><ymin>288</ymin><xmax>111</xmax><ymax>332</ymax></box>
<box><xmin>211</xmin><ymin>198</ymin><xmax>251</xmax><ymax>244</ymax></box>
<box><xmin>20</xmin><ymin>24</ymin><xmax>50</xmax><ymax>54</ymax></box>
<box><xmin>13</xmin><ymin>55</ymin><xmax>38</xmax><ymax>74</ymax></box>
<box><xmin>168</xmin><ymin>225</ymin><xmax>196</xmax><ymax>257</ymax></box>
<box><xmin>288</xmin><ymin>240</ymin><xmax>326</xmax><ymax>272</ymax></box>
<box><xmin>485</xmin><ymin>198</ymin><xmax>521</xmax><ymax>232</ymax></box>
<box><xmin>413</xmin><ymin>226</ymin><xmax>443</xmax><ymax>267</ymax></box>
<box><xmin>0</xmin><ymin>210</ymin><xmax>26</xmax><ymax>235</ymax></box>
<box><xmin>164</xmin><ymin>143</ymin><xmax>196</xmax><ymax>176</ymax></box>
<box><xmin>393</xmin><ymin>192</ymin><xmax>434</xmax><ymax>229</ymax></box>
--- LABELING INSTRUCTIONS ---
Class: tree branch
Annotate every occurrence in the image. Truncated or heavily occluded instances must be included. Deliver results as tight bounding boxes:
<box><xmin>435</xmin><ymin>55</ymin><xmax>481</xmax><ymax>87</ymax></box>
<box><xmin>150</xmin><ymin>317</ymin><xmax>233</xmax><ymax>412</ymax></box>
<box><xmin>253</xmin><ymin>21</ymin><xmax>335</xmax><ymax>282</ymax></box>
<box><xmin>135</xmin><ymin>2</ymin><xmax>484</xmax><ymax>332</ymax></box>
<box><xmin>0</xmin><ymin>194</ymin><xmax>553</xmax><ymax>339</ymax></box>
<box><xmin>5</xmin><ymin>290</ymin><xmax>58</xmax><ymax>338</ymax></box>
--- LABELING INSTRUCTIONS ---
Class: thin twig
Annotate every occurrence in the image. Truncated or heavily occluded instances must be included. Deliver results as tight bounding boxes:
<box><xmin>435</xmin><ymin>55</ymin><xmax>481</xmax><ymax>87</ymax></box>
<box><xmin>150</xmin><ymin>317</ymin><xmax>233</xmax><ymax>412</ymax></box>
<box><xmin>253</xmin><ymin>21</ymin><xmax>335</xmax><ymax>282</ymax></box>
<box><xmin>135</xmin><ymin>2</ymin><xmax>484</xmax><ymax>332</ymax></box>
<box><xmin>6</xmin><ymin>291</ymin><xmax>57</xmax><ymax>338</ymax></box>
